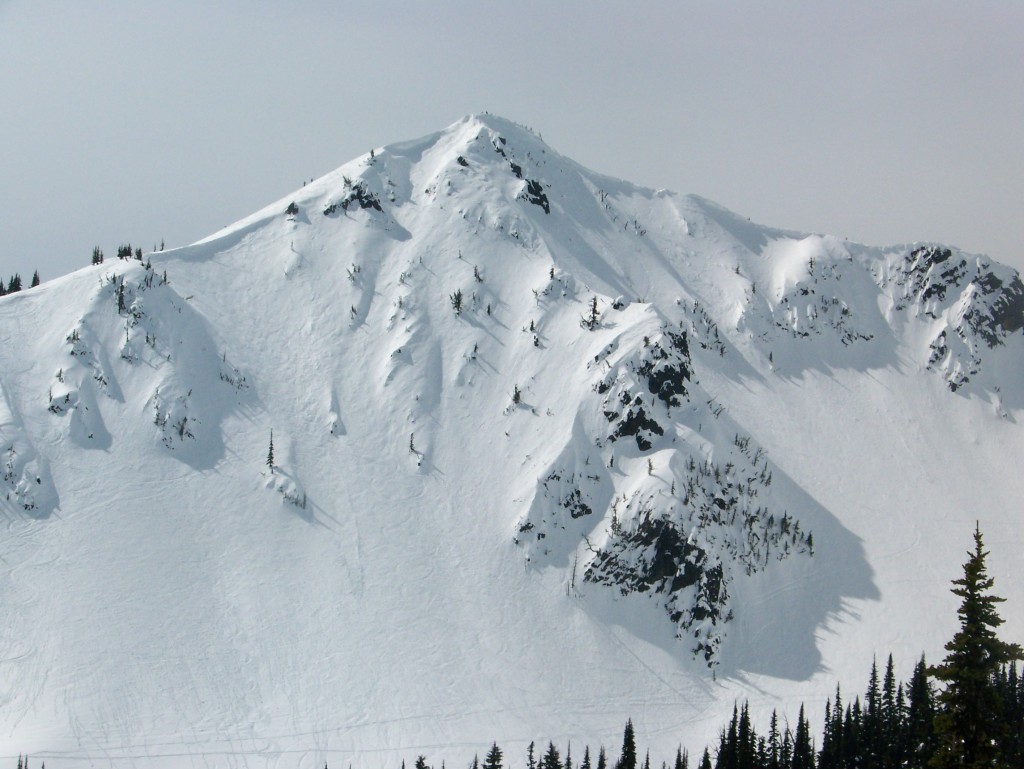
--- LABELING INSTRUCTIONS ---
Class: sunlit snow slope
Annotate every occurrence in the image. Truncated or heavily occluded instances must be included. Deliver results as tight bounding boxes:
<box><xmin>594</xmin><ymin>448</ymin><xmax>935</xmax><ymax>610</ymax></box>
<box><xmin>0</xmin><ymin>114</ymin><xmax>1022</xmax><ymax>768</ymax></box>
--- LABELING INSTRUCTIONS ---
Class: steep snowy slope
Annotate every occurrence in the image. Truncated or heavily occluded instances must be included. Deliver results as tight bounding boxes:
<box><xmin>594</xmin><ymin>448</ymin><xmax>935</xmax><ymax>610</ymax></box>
<box><xmin>0</xmin><ymin>114</ymin><xmax>1021</xmax><ymax>768</ymax></box>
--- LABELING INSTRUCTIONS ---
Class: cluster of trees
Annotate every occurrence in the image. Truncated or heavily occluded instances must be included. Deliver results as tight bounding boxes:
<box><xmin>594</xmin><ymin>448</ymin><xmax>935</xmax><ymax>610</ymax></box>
<box><xmin>115</xmin><ymin>243</ymin><xmax>144</xmax><ymax>261</ymax></box>
<box><xmin>0</xmin><ymin>271</ymin><xmax>40</xmax><ymax>296</ymax></box>
<box><xmin>713</xmin><ymin>652</ymin><xmax>1022</xmax><ymax>769</ymax></box>
<box><xmin>402</xmin><ymin>526</ymin><xmax>1022</xmax><ymax>769</ymax></box>
<box><xmin>91</xmin><ymin>240</ymin><xmax>163</xmax><ymax>266</ymax></box>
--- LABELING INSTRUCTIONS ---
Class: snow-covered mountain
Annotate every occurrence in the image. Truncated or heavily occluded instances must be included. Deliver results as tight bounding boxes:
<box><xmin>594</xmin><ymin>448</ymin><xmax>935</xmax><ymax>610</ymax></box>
<box><xmin>1</xmin><ymin>114</ymin><xmax>1022</xmax><ymax>768</ymax></box>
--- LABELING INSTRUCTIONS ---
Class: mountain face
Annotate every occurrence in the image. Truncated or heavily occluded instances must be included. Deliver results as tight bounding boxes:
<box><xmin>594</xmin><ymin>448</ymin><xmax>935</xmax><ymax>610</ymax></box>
<box><xmin>1</xmin><ymin>114</ymin><xmax>1022</xmax><ymax>767</ymax></box>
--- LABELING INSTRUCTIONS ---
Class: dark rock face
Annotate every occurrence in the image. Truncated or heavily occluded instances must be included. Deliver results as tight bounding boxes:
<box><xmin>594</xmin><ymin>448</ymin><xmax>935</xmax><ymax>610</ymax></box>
<box><xmin>599</xmin><ymin>324</ymin><xmax>692</xmax><ymax>451</ymax></box>
<box><xmin>890</xmin><ymin>245</ymin><xmax>1024</xmax><ymax>391</ymax></box>
<box><xmin>324</xmin><ymin>181</ymin><xmax>382</xmax><ymax>216</ymax></box>
<box><xmin>516</xmin><ymin>319</ymin><xmax>811</xmax><ymax>665</ymax></box>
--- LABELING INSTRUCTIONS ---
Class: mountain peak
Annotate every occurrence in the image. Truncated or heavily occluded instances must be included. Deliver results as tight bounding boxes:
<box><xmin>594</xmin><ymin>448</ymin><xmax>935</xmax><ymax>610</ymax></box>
<box><xmin>0</xmin><ymin>116</ymin><xmax>1021</xmax><ymax>767</ymax></box>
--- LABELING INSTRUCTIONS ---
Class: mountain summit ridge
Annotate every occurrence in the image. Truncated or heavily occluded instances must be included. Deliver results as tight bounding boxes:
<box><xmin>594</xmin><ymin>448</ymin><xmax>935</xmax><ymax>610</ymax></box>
<box><xmin>0</xmin><ymin>115</ymin><xmax>1021</xmax><ymax>767</ymax></box>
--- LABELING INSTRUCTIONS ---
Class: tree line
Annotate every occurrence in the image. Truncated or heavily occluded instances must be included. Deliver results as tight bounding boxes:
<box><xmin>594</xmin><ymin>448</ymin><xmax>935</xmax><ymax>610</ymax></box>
<box><xmin>396</xmin><ymin>525</ymin><xmax>1023</xmax><ymax>769</ymax></box>
<box><xmin>0</xmin><ymin>271</ymin><xmax>39</xmax><ymax>296</ymax></box>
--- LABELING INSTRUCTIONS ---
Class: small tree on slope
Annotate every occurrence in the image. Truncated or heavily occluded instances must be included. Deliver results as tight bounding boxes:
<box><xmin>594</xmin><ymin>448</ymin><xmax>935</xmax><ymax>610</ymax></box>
<box><xmin>930</xmin><ymin>523</ymin><xmax>1023</xmax><ymax>769</ymax></box>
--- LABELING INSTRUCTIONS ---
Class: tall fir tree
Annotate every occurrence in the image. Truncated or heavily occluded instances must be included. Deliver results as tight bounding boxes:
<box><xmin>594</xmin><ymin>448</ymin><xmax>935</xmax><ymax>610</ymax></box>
<box><xmin>791</xmin><ymin>704</ymin><xmax>814</xmax><ymax>769</ymax></box>
<box><xmin>737</xmin><ymin>703</ymin><xmax>755</xmax><ymax>769</ymax></box>
<box><xmin>862</xmin><ymin>657</ymin><xmax>882</xmax><ymax>768</ymax></box>
<box><xmin>766</xmin><ymin>710</ymin><xmax>781</xmax><ymax>769</ymax></box>
<box><xmin>880</xmin><ymin>654</ymin><xmax>899</xmax><ymax>768</ymax></box>
<box><xmin>618</xmin><ymin>720</ymin><xmax>637</xmax><ymax>769</ymax></box>
<box><xmin>542</xmin><ymin>742</ymin><xmax>561</xmax><ymax>769</ymax></box>
<box><xmin>843</xmin><ymin>699</ymin><xmax>862</xmax><ymax>769</ymax></box>
<box><xmin>818</xmin><ymin>695</ymin><xmax>838</xmax><ymax>769</ymax></box>
<box><xmin>484</xmin><ymin>743</ymin><xmax>503</xmax><ymax>769</ymax></box>
<box><xmin>717</xmin><ymin>705</ymin><xmax>738</xmax><ymax>769</ymax></box>
<box><xmin>930</xmin><ymin>523</ymin><xmax>1024</xmax><ymax>769</ymax></box>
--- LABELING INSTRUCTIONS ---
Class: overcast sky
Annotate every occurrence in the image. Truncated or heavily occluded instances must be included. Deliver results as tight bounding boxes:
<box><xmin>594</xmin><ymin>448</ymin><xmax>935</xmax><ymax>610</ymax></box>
<box><xmin>2</xmin><ymin>1</ymin><xmax>1022</xmax><ymax>283</ymax></box>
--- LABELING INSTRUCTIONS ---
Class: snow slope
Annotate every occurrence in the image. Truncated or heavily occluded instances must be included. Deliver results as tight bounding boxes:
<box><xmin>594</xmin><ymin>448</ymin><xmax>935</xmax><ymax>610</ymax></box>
<box><xmin>0</xmin><ymin>114</ymin><xmax>1021</xmax><ymax>768</ymax></box>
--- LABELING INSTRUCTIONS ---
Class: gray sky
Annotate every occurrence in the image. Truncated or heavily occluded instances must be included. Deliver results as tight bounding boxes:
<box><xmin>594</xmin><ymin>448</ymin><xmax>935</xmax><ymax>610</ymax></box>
<box><xmin>2</xmin><ymin>1</ymin><xmax>1022</xmax><ymax>282</ymax></box>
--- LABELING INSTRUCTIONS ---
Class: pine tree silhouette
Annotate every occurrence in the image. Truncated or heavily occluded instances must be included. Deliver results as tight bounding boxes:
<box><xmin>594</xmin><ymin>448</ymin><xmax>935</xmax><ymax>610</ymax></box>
<box><xmin>931</xmin><ymin>523</ymin><xmax>1024</xmax><ymax>768</ymax></box>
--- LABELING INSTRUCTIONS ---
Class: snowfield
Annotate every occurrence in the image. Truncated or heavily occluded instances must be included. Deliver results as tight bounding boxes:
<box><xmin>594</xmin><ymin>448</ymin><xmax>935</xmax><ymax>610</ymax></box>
<box><xmin>0</xmin><ymin>114</ymin><xmax>1021</xmax><ymax>768</ymax></box>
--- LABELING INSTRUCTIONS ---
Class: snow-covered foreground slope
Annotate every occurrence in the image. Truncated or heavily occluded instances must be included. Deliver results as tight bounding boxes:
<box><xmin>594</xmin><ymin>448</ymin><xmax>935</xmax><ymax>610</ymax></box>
<box><xmin>0</xmin><ymin>115</ymin><xmax>1022</xmax><ymax>767</ymax></box>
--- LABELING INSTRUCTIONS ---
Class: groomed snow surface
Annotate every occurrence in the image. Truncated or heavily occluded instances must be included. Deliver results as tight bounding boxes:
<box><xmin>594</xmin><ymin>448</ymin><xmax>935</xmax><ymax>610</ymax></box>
<box><xmin>0</xmin><ymin>115</ymin><xmax>1021</xmax><ymax>768</ymax></box>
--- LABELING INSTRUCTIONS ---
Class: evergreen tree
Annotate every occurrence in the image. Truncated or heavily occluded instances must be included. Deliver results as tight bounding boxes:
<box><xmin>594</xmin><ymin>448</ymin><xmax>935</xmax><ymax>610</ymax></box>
<box><xmin>766</xmin><ymin>710</ymin><xmax>781</xmax><ymax>769</ymax></box>
<box><xmin>818</xmin><ymin>696</ymin><xmax>838</xmax><ymax>769</ymax></box>
<box><xmin>580</xmin><ymin>746</ymin><xmax>592</xmax><ymax>769</ymax></box>
<box><xmin>597</xmin><ymin>747</ymin><xmax>607</xmax><ymax>769</ymax></box>
<box><xmin>92</xmin><ymin>246</ymin><xmax>104</xmax><ymax>265</ymax></box>
<box><xmin>842</xmin><ymin>700</ymin><xmax>861</xmax><ymax>769</ymax></box>
<box><xmin>484</xmin><ymin>743</ymin><xmax>503</xmax><ymax>769</ymax></box>
<box><xmin>716</xmin><ymin>706</ymin><xmax>738</xmax><ymax>769</ymax></box>
<box><xmin>698</xmin><ymin>749</ymin><xmax>712</xmax><ymax>769</ymax></box>
<box><xmin>30</xmin><ymin>271</ymin><xmax>39</xmax><ymax>287</ymax></box>
<box><xmin>582</xmin><ymin>296</ymin><xmax>600</xmax><ymax>330</ymax></box>
<box><xmin>930</xmin><ymin>523</ymin><xmax>1023</xmax><ymax>769</ymax></box>
<box><xmin>996</xmin><ymin>661</ymin><xmax>1023</xmax><ymax>767</ymax></box>
<box><xmin>674</xmin><ymin>747</ymin><xmax>687</xmax><ymax>769</ymax></box>
<box><xmin>863</xmin><ymin>656</ymin><xmax>882</xmax><ymax>767</ymax></box>
<box><xmin>267</xmin><ymin>430</ymin><xmax>275</xmax><ymax>473</ymax></box>
<box><xmin>737</xmin><ymin>703</ymin><xmax>754</xmax><ymax>769</ymax></box>
<box><xmin>778</xmin><ymin>726</ymin><xmax>792</xmax><ymax>769</ymax></box>
<box><xmin>618</xmin><ymin>720</ymin><xmax>637</xmax><ymax>769</ymax></box>
<box><xmin>415</xmin><ymin>758</ymin><xmax>429</xmax><ymax>769</ymax></box>
<box><xmin>880</xmin><ymin>654</ymin><xmax>899</xmax><ymax>767</ymax></box>
<box><xmin>755</xmin><ymin>738</ymin><xmax>767</xmax><ymax>769</ymax></box>
<box><xmin>791</xmin><ymin>705</ymin><xmax>814</xmax><ymax>769</ymax></box>
<box><xmin>893</xmin><ymin>682</ymin><xmax>909</xmax><ymax>769</ymax></box>
<box><xmin>715</xmin><ymin>727</ymin><xmax>729</xmax><ymax>769</ymax></box>
<box><xmin>7</xmin><ymin>273</ymin><xmax>21</xmax><ymax>293</ymax></box>
<box><xmin>528</xmin><ymin>742</ymin><xmax>537</xmax><ymax>769</ymax></box>
<box><xmin>542</xmin><ymin>742</ymin><xmax>561</xmax><ymax>769</ymax></box>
